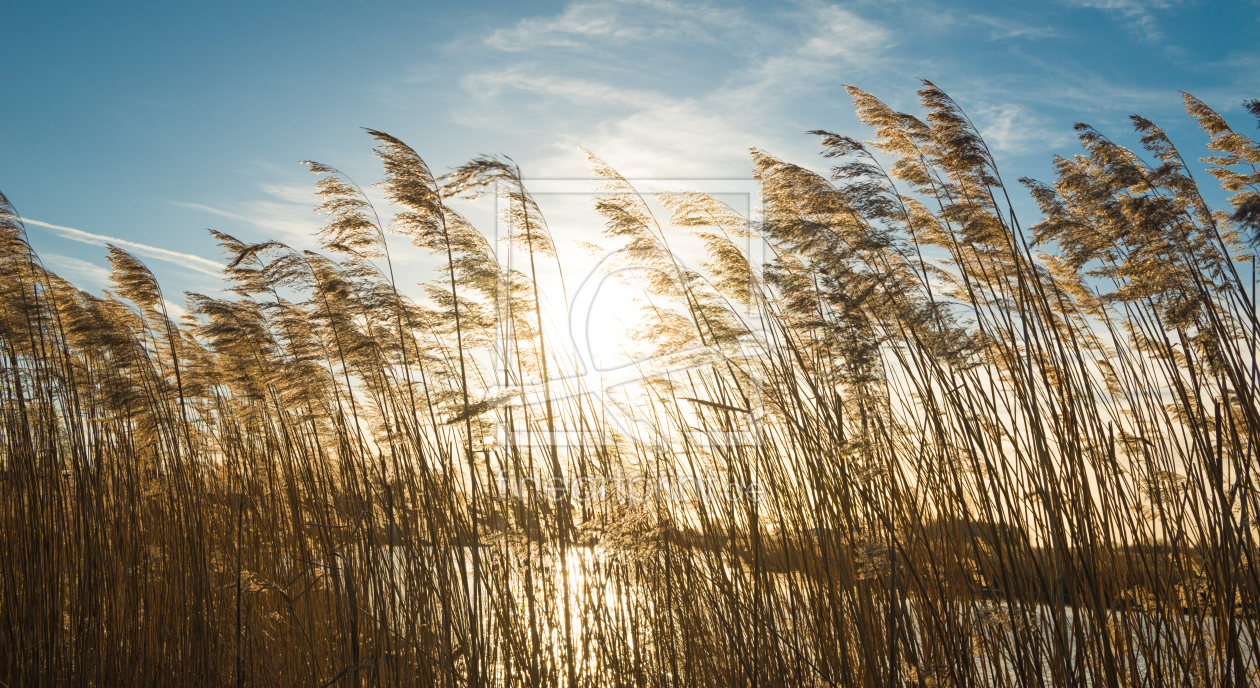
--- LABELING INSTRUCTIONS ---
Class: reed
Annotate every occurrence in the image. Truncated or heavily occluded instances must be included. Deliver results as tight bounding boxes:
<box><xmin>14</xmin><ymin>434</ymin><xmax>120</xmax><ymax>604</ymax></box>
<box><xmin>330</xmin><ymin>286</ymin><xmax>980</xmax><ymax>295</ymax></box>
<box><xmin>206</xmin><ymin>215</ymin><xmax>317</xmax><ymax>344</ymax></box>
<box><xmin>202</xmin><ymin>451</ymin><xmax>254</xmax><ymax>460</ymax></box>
<box><xmin>2</xmin><ymin>82</ymin><xmax>1258</xmax><ymax>687</ymax></box>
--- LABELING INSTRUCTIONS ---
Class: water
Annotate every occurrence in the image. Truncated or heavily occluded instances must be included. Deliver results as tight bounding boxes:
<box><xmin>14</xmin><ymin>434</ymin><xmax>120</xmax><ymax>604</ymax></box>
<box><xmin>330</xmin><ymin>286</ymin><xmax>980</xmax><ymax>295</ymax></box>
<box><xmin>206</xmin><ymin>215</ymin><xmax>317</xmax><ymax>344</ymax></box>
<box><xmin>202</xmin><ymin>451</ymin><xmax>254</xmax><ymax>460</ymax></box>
<box><xmin>338</xmin><ymin>545</ymin><xmax>1260</xmax><ymax>686</ymax></box>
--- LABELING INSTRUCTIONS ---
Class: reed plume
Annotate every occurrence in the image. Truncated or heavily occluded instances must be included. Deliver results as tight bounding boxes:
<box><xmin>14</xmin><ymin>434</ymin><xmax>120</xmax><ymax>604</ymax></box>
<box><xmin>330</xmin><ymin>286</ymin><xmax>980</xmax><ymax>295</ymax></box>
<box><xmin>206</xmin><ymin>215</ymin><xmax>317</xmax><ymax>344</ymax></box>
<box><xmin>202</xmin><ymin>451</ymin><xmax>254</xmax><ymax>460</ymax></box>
<box><xmin>3</xmin><ymin>84</ymin><xmax>1259</xmax><ymax>688</ymax></box>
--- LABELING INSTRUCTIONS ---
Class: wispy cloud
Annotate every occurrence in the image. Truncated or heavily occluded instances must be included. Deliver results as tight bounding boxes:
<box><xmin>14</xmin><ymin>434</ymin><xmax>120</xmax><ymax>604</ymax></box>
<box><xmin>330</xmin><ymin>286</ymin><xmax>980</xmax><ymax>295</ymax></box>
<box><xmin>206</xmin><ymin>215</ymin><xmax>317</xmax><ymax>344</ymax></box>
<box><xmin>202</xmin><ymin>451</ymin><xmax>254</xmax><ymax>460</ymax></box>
<box><xmin>485</xmin><ymin>0</ymin><xmax>744</xmax><ymax>52</ymax></box>
<box><xmin>40</xmin><ymin>253</ymin><xmax>193</xmax><ymax>319</ymax></box>
<box><xmin>1064</xmin><ymin>0</ymin><xmax>1176</xmax><ymax>41</ymax></box>
<box><xmin>20</xmin><ymin>217</ymin><xmax>222</xmax><ymax>277</ymax></box>
<box><xmin>970</xmin><ymin>14</ymin><xmax>1060</xmax><ymax>40</ymax></box>
<box><xmin>971</xmin><ymin>102</ymin><xmax>1073</xmax><ymax>154</ymax></box>
<box><xmin>460</xmin><ymin>1</ymin><xmax>898</xmax><ymax>177</ymax></box>
<box><xmin>461</xmin><ymin>71</ymin><xmax>659</xmax><ymax>111</ymax></box>
<box><xmin>169</xmin><ymin>187</ymin><xmax>320</xmax><ymax>244</ymax></box>
<box><xmin>788</xmin><ymin>3</ymin><xmax>890</xmax><ymax>65</ymax></box>
<box><xmin>40</xmin><ymin>254</ymin><xmax>112</xmax><ymax>290</ymax></box>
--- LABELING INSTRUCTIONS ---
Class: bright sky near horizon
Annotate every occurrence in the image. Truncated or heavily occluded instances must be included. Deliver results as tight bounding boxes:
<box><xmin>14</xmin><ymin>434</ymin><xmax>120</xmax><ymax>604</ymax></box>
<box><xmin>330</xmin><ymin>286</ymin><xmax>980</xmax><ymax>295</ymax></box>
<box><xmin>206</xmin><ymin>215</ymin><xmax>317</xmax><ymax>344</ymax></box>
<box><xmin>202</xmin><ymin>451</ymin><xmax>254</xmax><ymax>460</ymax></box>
<box><xmin>2</xmin><ymin>0</ymin><xmax>1257</xmax><ymax>305</ymax></box>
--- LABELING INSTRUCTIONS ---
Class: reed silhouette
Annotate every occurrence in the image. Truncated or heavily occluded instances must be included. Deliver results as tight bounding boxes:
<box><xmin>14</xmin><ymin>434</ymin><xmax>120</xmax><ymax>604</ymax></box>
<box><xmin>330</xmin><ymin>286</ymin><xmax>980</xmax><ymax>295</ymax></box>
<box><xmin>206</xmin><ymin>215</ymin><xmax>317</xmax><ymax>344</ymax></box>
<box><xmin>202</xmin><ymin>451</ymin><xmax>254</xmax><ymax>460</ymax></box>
<box><xmin>2</xmin><ymin>82</ymin><xmax>1258</xmax><ymax>687</ymax></box>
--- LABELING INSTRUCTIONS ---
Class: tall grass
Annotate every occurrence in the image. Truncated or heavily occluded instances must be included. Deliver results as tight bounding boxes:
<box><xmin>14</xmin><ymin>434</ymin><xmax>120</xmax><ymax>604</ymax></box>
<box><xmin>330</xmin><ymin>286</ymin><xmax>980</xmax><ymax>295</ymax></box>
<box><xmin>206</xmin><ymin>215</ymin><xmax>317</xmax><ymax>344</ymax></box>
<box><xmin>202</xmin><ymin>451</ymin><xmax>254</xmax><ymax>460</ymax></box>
<box><xmin>2</xmin><ymin>82</ymin><xmax>1258</xmax><ymax>687</ymax></box>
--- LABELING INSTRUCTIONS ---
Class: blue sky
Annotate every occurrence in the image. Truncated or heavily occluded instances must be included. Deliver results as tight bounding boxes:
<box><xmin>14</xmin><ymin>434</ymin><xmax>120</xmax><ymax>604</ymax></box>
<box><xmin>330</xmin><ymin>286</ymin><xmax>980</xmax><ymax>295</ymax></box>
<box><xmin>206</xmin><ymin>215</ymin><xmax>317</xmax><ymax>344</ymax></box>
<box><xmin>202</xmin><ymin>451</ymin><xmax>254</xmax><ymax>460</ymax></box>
<box><xmin>3</xmin><ymin>0</ymin><xmax>1258</xmax><ymax>306</ymax></box>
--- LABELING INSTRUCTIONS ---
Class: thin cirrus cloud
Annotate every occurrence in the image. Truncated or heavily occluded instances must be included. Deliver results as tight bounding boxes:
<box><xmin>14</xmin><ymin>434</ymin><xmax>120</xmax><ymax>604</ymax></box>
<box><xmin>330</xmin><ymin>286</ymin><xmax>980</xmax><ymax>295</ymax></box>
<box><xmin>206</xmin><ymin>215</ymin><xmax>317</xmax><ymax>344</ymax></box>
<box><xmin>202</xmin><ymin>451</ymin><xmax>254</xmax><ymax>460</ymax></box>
<box><xmin>460</xmin><ymin>0</ymin><xmax>1249</xmax><ymax>184</ymax></box>
<box><xmin>40</xmin><ymin>254</ymin><xmax>112</xmax><ymax>289</ymax></box>
<box><xmin>165</xmin><ymin>182</ymin><xmax>324</xmax><ymax>245</ymax></box>
<box><xmin>969</xmin><ymin>14</ymin><xmax>1062</xmax><ymax>40</ymax></box>
<box><xmin>1063</xmin><ymin>0</ymin><xmax>1177</xmax><ymax>41</ymax></box>
<box><xmin>19</xmin><ymin>217</ymin><xmax>223</xmax><ymax>277</ymax></box>
<box><xmin>459</xmin><ymin>70</ymin><xmax>766</xmax><ymax>176</ymax></box>
<box><xmin>484</xmin><ymin>0</ymin><xmax>748</xmax><ymax>52</ymax></box>
<box><xmin>37</xmin><ymin>253</ymin><xmax>191</xmax><ymax>320</ymax></box>
<box><xmin>460</xmin><ymin>2</ymin><xmax>897</xmax><ymax>178</ymax></box>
